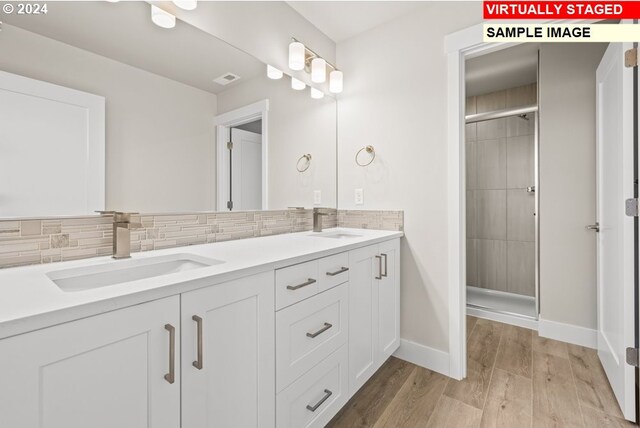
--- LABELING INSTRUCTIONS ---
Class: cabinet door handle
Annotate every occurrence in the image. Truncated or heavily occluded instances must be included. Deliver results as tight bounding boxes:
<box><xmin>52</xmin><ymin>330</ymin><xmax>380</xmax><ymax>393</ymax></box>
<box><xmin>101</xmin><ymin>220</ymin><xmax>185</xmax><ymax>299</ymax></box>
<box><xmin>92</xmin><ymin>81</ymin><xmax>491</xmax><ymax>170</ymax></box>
<box><xmin>375</xmin><ymin>255</ymin><xmax>382</xmax><ymax>279</ymax></box>
<box><xmin>326</xmin><ymin>267</ymin><xmax>349</xmax><ymax>276</ymax></box>
<box><xmin>306</xmin><ymin>389</ymin><xmax>333</xmax><ymax>412</ymax></box>
<box><xmin>306</xmin><ymin>322</ymin><xmax>333</xmax><ymax>338</ymax></box>
<box><xmin>381</xmin><ymin>253</ymin><xmax>388</xmax><ymax>277</ymax></box>
<box><xmin>287</xmin><ymin>278</ymin><xmax>316</xmax><ymax>290</ymax></box>
<box><xmin>164</xmin><ymin>324</ymin><xmax>175</xmax><ymax>384</ymax></box>
<box><xmin>192</xmin><ymin>315</ymin><xmax>203</xmax><ymax>370</ymax></box>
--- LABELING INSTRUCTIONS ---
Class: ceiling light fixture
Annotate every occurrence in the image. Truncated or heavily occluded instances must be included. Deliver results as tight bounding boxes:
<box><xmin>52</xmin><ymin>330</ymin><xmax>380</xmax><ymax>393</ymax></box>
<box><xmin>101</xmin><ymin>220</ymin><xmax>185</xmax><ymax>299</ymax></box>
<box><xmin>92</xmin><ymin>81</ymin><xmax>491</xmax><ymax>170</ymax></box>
<box><xmin>289</xmin><ymin>41</ymin><xmax>306</xmax><ymax>71</ymax></box>
<box><xmin>173</xmin><ymin>0</ymin><xmax>197</xmax><ymax>10</ymax></box>
<box><xmin>329</xmin><ymin>70</ymin><xmax>343</xmax><ymax>94</ymax></box>
<box><xmin>310</xmin><ymin>88</ymin><xmax>324</xmax><ymax>99</ymax></box>
<box><xmin>267</xmin><ymin>65</ymin><xmax>283</xmax><ymax>80</ymax></box>
<box><xmin>311</xmin><ymin>58</ymin><xmax>326</xmax><ymax>83</ymax></box>
<box><xmin>291</xmin><ymin>77</ymin><xmax>305</xmax><ymax>91</ymax></box>
<box><xmin>151</xmin><ymin>5</ymin><xmax>176</xmax><ymax>29</ymax></box>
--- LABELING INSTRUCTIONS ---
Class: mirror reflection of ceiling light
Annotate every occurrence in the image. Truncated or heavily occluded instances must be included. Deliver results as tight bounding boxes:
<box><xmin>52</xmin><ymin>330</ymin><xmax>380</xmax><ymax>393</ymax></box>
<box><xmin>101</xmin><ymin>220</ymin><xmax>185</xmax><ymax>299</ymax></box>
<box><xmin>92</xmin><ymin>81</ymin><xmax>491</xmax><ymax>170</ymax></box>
<box><xmin>173</xmin><ymin>0</ymin><xmax>197</xmax><ymax>10</ymax></box>
<box><xmin>151</xmin><ymin>5</ymin><xmax>176</xmax><ymax>29</ymax></box>
<box><xmin>310</xmin><ymin>88</ymin><xmax>324</xmax><ymax>99</ymax></box>
<box><xmin>267</xmin><ymin>65</ymin><xmax>283</xmax><ymax>80</ymax></box>
<box><xmin>289</xmin><ymin>42</ymin><xmax>306</xmax><ymax>71</ymax></box>
<box><xmin>311</xmin><ymin>58</ymin><xmax>326</xmax><ymax>83</ymax></box>
<box><xmin>291</xmin><ymin>77</ymin><xmax>305</xmax><ymax>91</ymax></box>
<box><xmin>329</xmin><ymin>70</ymin><xmax>343</xmax><ymax>94</ymax></box>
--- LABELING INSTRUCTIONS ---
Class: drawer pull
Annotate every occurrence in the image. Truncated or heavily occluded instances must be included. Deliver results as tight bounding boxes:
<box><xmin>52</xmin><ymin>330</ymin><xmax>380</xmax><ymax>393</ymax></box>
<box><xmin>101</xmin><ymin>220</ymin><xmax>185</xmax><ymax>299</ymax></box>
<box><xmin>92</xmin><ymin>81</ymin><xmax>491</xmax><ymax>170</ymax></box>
<box><xmin>381</xmin><ymin>253</ymin><xmax>388</xmax><ymax>277</ymax></box>
<box><xmin>287</xmin><ymin>278</ymin><xmax>316</xmax><ymax>290</ymax></box>
<box><xmin>164</xmin><ymin>324</ymin><xmax>175</xmax><ymax>384</ymax></box>
<box><xmin>192</xmin><ymin>315</ymin><xmax>203</xmax><ymax>370</ymax></box>
<box><xmin>306</xmin><ymin>389</ymin><xmax>333</xmax><ymax>412</ymax></box>
<box><xmin>375</xmin><ymin>255</ymin><xmax>382</xmax><ymax>279</ymax></box>
<box><xmin>326</xmin><ymin>266</ymin><xmax>349</xmax><ymax>276</ymax></box>
<box><xmin>306</xmin><ymin>322</ymin><xmax>333</xmax><ymax>338</ymax></box>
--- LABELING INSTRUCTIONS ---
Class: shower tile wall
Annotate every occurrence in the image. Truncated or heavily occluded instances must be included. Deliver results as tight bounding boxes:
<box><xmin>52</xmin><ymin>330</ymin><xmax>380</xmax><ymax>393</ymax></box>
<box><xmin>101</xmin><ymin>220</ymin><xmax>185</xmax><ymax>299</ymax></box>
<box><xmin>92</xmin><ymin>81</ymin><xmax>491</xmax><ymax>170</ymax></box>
<box><xmin>466</xmin><ymin>83</ymin><xmax>536</xmax><ymax>296</ymax></box>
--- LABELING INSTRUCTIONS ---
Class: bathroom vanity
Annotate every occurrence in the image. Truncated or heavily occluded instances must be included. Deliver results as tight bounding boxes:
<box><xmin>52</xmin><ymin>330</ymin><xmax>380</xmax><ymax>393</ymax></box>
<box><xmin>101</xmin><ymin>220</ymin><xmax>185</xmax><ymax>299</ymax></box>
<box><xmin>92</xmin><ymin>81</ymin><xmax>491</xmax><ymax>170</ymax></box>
<box><xmin>0</xmin><ymin>229</ymin><xmax>401</xmax><ymax>428</ymax></box>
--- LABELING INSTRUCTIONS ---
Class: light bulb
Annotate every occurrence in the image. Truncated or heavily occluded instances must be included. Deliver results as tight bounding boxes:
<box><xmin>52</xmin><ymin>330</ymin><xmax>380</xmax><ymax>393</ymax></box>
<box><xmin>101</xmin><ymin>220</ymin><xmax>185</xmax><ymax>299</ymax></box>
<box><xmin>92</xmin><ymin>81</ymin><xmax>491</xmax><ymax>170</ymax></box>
<box><xmin>267</xmin><ymin>65</ymin><xmax>283</xmax><ymax>80</ymax></box>
<box><xmin>291</xmin><ymin>77</ymin><xmax>305</xmax><ymax>90</ymax></box>
<box><xmin>289</xmin><ymin>42</ymin><xmax>305</xmax><ymax>71</ymax></box>
<box><xmin>311</xmin><ymin>58</ymin><xmax>326</xmax><ymax>83</ymax></box>
<box><xmin>310</xmin><ymin>88</ymin><xmax>324</xmax><ymax>99</ymax></box>
<box><xmin>173</xmin><ymin>0</ymin><xmax>197</xmax><ymax>10</ymax></box>
<box><xmin>329</xmin><ymin>70</ymin><xmax>343</xmax><ymax>94</ymax></box>
<box><xmin>151</xmin><ymin>5</ymin><xmax>176</xmax><ymax>29</ymax></box>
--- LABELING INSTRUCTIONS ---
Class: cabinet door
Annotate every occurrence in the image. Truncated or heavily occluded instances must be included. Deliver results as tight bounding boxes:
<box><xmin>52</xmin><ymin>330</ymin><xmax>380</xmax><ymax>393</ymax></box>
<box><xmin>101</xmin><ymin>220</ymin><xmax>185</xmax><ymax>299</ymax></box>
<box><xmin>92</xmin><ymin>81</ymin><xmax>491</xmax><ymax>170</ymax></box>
<box><xmin>0</xmin><ymin>296</ymin><xmax>180</xmax><ymax>428</ymax></box>
<box><xmin>181</xmin><ymin>271</ymin><xmax>275</xmax><ymax>428</ymax></box>
<box><xmin>348</xmin><ymin>244</ymin><xmax>379</xmax><ymax>395</ymax></box>
<box><xmin>377</xmin><ymin>238</ymin><xmax>401</xmax><ymax>363</ymax></box>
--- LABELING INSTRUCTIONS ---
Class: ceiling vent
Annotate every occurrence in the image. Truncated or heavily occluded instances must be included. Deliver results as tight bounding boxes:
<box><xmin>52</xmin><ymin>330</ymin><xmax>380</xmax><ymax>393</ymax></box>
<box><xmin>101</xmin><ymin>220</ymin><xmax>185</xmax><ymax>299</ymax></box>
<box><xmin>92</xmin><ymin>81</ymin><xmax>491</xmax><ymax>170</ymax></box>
<box><xmin>213</xmin><ymin>72</ymin><xmax>241</xmax><ymax>86</ymax></box>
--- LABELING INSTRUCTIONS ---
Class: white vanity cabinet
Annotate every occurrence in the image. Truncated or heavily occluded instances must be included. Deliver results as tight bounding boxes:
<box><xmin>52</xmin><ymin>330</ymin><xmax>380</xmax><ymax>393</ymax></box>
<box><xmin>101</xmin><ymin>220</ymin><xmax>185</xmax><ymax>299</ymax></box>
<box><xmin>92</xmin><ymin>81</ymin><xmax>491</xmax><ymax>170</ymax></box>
<box><xmin>348</xmin><ymin>238</ymin><xmax>401</xmax><ymax>395</ymax></box>
<box><xmin>0</xmin><ymin>295</ymin><xmax>181</xmax><ymax>428</ymax></box>
<box><xmin>181</xmin><ymin>271</ymin><xmax>275</xmax><ymax>428</ymax></box>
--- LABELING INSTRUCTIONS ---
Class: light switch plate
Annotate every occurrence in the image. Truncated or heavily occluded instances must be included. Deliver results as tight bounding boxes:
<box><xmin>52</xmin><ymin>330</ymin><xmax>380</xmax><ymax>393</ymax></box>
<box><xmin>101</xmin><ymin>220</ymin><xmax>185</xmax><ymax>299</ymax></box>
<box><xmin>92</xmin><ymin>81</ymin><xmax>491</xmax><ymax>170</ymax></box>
<box><xmin>314</xmin><ymin>190</ymin><xmax>322</xmax><ymax>205</ymax></box>
<box><xmin>355</xmin><ymin>188</ymin><xmax>364</xmax><ymax>205</ymax></box>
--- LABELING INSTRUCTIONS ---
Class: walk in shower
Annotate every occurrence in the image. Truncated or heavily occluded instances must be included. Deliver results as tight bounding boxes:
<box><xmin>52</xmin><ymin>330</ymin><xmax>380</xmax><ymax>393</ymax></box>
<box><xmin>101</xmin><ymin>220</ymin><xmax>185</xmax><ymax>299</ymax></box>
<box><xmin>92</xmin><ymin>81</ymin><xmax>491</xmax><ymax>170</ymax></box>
<box><xmin>465</xmin><ymin>83</ymin><xmax>539</xmax><ymax>322</ymax></box>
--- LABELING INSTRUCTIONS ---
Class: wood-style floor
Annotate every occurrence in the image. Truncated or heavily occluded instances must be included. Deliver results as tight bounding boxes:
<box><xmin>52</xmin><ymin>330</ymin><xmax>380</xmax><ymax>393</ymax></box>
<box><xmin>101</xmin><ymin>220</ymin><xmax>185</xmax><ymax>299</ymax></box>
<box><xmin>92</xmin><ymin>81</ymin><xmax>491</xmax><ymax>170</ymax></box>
<box><xmin>327</xmin><ymin>316</ymin><xmax>635</xmax><ymax>428</ymax></box>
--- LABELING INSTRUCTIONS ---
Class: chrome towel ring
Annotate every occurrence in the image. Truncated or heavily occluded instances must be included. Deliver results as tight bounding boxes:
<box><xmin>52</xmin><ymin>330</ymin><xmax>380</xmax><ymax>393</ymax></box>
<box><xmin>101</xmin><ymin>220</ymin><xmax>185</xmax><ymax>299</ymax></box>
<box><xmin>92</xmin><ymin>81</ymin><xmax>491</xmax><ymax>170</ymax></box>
<box><xmin>296</xmin><ymin>154</ymin><xmax>312</xmax><ymax>172</ymax></box>
<box><xmin>355</xmin><ymin>145</ymin><xmax>375</xmax><ymax>167</ymax></box>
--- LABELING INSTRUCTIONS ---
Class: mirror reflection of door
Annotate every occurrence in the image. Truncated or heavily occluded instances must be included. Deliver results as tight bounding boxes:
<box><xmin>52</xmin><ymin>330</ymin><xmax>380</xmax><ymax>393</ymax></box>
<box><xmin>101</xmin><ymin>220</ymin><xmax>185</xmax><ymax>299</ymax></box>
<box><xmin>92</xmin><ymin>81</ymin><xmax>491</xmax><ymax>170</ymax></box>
<box><xmin>226</xmin><ymin>121</ymin><xmax>262</xmax><ymax>211</ymax></box>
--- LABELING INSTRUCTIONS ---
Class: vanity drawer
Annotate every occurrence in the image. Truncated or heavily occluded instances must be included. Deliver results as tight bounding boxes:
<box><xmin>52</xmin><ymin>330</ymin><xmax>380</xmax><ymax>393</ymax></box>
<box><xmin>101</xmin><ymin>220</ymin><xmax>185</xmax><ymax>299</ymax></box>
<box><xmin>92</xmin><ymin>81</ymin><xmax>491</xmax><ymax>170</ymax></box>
<box><xmin>318</xmin><ymin>252</ymin><xmax>349</xmax><ymax>293</ymax></box>
<box><xmin>276</xmin><ymin>345</ymin><xmax>348</xmax><ymax>428</ymax></box>
<box><xmin>276</xmin><ymin>283</ymin><xmax>348</xmax><ymax>392</ymax></box>
<box><xmin>276</xmin><ymin>260</ymin><xmax>319</xmax><ymax>310</ymax></box>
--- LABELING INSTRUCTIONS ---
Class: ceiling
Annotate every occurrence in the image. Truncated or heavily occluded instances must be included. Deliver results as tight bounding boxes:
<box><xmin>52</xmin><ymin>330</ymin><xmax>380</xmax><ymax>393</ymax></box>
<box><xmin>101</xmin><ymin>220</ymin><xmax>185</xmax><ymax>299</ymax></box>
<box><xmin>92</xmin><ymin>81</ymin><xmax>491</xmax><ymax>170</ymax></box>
<box><xmin>286</xmin><ymin>1</ymin><xmax>424</xmax><ymax>43</ymax></box>
<box><xmin>3</xmin><ymin>2</ymin><xmax>263</xmax><ymax>94</ymax></box>
<box><xmin>466</xmin><ymin>44</ymin><xmax>539</xmax><ymax>97</ymax></box>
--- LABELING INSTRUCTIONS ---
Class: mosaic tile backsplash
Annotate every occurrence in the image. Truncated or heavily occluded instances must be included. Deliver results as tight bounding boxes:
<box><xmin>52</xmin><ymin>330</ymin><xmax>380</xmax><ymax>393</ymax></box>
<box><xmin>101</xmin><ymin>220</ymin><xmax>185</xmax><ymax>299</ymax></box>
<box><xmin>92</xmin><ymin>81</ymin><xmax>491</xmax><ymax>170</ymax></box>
<box><xmin>0</xmin><ymin>209</ymin><xmax>403</xmax><ymax>268</ymax></box>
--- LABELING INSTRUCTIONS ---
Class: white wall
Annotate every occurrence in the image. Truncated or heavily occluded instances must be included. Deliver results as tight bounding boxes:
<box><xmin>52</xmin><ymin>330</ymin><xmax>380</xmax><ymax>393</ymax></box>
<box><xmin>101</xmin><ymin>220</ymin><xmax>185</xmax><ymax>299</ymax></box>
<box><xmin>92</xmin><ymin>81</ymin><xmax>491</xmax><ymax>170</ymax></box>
<box><xmin>539</xmin><ymin>43</ymin><xmax>607</xmax><ymax>330</ymax></box>
<box><xmin>0</xmin><ymin>24</ymin><xmax>218</xmax><ymax>213</ymax></box>
<box><xmin>216</xmin><ymin>74</ymin><xmax>337</xmax><ymax>209</ymax></box>
<box><xmin>337</xmin><ymin>3</ymin><xmax>483</xmax><ymax>352</ymax></box>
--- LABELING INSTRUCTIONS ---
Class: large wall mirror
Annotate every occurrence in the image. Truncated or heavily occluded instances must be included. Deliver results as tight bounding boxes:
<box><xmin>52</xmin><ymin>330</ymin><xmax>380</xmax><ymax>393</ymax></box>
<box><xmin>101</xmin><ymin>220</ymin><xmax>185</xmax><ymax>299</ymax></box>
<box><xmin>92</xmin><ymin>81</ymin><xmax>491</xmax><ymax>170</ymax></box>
<box><xmin>0</xmin><ymin>2</ymin><xmax>337</xmax><ymax>218</ymax></box>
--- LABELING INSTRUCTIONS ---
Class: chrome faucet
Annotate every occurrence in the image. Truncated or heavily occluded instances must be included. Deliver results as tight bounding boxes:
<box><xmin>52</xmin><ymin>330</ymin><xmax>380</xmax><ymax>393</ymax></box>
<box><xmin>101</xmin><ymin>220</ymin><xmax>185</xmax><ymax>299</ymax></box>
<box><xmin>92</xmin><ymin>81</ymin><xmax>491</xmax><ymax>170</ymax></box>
<box><xmin>96</xmin><ymin>211</ymin><xmax>142</xmax><ymax>259</ymax></box>
<box><xmin>313</xmin><ymin>208</ymin><xmax>328</xmax><ymax>233</ymax></box>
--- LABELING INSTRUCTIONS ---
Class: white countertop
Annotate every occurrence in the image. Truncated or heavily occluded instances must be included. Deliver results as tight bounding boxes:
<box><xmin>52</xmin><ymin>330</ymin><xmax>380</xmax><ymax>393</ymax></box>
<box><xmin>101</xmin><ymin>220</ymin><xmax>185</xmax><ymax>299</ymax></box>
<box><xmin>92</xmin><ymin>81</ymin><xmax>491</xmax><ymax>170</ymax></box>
<box><xmin>0</xmin><ymin>228</ymin><xmax>402</xmax><ymax>340</ymax></box>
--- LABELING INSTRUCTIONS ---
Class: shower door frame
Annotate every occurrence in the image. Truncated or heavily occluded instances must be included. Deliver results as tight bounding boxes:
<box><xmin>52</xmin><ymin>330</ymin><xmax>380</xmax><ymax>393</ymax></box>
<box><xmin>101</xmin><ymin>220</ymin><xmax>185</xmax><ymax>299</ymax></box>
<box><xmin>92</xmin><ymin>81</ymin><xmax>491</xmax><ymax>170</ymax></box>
<box><xmin>444</xmin><ymin>20</ymin><xmax>595</xmax><ymax>381</ymax></box>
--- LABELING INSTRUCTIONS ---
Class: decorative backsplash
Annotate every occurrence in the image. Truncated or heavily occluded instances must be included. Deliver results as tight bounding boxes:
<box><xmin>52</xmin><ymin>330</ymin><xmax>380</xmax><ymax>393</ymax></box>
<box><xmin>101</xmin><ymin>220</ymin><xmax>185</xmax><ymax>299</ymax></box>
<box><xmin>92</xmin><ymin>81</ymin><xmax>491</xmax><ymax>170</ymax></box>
<box><xmin>0</xmin><ymin>209</ymin><xmax>403</xmax><ymax>269</ymax></box>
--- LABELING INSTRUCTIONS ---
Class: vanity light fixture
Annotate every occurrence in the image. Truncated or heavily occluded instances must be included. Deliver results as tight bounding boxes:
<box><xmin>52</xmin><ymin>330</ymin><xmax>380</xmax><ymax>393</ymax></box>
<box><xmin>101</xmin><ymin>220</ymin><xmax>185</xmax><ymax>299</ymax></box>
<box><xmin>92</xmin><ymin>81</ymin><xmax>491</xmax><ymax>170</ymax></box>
<box><xmin>289</xmin><ymin>41</ymin><xmax>306</xmax><ymax>71</ymax></box>
<box><xmin>291</xmin><ymin>77</ymin><xmax>305</xmax><ymax>91</ymax></box>
<box><xmin>311</xmin><ymin>58</ymin><xmax>326</xmax><ymax>83</ymax></box>
<box><xmin>267</xmin><ymin>65</ymin><xmax>283</xmax><ymax>80</ymax></box>
<box><xmin>310</xmin><ymin>88</ymin><xmax>324</xmax><ymax>99</ymax></box>
<box><xmin>151</xmin><ymin>5</ymin><xmax>176</xmax><ymax>29</ymax></box>
<box><xmin>173</xmin><ymin>0</ymin><xmax>197</xmax><ymax>10</ymax></box>
<box><xmin>329</xmin><ymin>70</ymin><xmax>343</xmax><ymax>94</ymax></box>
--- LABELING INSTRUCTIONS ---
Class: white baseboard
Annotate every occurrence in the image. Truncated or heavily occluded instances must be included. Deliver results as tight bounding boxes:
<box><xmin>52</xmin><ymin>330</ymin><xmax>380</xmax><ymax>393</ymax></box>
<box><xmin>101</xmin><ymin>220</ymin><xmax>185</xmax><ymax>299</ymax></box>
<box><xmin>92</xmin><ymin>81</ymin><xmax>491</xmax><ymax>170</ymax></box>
<box><xmin>467</xmin><ymin>306</ymin><xmax>539</xmax><ymax>330</ymax></box>
<box><xmin>393</xmin><ymin>339</ymin><xmax>450</xmax><ymax>377</ymax></box>
<box><xmin>538</xmin><ymin>317</ymin><xmax>597</xmax><ymax>349</ymax></box>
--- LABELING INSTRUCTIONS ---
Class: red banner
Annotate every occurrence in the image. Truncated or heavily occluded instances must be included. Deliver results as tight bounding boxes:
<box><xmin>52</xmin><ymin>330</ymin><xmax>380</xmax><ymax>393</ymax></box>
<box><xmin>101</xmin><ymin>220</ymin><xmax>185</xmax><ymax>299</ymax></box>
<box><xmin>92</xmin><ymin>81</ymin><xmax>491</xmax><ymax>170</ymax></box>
<box><xmin>483</xmin><ymin>1</ymin><xmax>640</xmax><ymax>19</ymax></box>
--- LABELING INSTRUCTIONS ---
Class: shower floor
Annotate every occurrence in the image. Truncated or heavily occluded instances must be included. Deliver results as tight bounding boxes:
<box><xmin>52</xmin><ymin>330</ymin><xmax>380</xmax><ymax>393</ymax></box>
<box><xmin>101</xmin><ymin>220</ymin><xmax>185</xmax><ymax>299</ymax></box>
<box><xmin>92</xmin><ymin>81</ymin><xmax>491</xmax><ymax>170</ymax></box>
<box><xmin>467</xmin><ymin>285</ymin><xmax>537</xmax><ymax>321</ymax></box>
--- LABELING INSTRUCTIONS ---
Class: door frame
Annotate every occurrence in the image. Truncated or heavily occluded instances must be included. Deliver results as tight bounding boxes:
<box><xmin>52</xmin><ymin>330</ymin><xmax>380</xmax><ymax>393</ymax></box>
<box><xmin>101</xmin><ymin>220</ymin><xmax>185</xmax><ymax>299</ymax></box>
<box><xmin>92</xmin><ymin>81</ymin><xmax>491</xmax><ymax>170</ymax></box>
<box><xmin>444</xmin><ymin>20</ymin><xmax>595</xmax><ymax>380</ymax></box>
<box><xmin>214</xmin><ymin>99</ymin><xmax>269</xmax><ymax>211</ymax></box>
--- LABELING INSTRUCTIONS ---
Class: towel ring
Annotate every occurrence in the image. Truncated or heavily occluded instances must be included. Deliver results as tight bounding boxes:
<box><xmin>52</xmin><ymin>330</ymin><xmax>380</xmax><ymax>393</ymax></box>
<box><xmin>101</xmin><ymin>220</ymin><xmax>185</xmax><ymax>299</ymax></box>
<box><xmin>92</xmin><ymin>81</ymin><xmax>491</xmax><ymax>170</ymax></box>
<box><xmin>355</xmin><ymin>145</ymin><xmax>375</xmax><ymax>167</ymax></box>
<box><xmin>296</xmin><ymin>154</ymin><xmax>312</xmax><ymax>172</ymax></box>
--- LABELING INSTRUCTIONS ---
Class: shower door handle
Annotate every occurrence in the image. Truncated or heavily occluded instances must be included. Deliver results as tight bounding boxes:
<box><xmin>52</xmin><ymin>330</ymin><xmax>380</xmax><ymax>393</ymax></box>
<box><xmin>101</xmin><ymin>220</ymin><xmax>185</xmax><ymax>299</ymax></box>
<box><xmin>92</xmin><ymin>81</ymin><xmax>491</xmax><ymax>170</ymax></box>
<box><xmin>586</xmin><ymin>223</ymin><xmax>600</xmax><ymax>232</ymax></box>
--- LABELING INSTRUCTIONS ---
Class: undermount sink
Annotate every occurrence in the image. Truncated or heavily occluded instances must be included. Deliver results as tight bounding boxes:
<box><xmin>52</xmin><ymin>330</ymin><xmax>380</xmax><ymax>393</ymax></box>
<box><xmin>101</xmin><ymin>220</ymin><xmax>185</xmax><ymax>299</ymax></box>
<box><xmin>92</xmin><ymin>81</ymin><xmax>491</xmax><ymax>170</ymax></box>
<box><xmin>47</xmin><ymin>253</ymin><xmax>223</xmax><ymax>292</ymax></box>
<box><xmin>310</xmin><ymin>231</ymin><xmax>363</xmax><ymax>239</ymax></box>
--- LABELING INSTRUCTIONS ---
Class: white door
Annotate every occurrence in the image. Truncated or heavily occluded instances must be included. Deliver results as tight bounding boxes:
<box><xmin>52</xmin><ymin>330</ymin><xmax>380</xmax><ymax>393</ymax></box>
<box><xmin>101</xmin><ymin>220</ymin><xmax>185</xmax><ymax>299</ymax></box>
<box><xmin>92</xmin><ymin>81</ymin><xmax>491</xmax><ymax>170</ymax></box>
<box><xmin>348</xmin><ymin>244</ymin><xmax>380</xmax><ymax>395</ymax></box>
<box><xmin>596</xmin><ymin>40</ymin><xmax>636</xmax><ymax>422</ymax></box>
<box><xmin>377</xmin><ymin>238</ymin><xmax>401</xmax><ymax>363</ymax></box>
<box><xmin>0</xmin><ymin>70</ymin><xmax>105</xmax><ymax>217</ymax></box>
<box><xmin>181</xmin><ymin>272</ymin><xmax>275</xmax><ymax>428</ymax></box>
<box><xmin>231</xmin><ymin>128</ymin><xmax>262</xmax><ymax>211</ymax></box>
<box><xmin>0</xmin><ymin>296</ymin><xmax>180</xmax><ymax>428</ymax></box>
